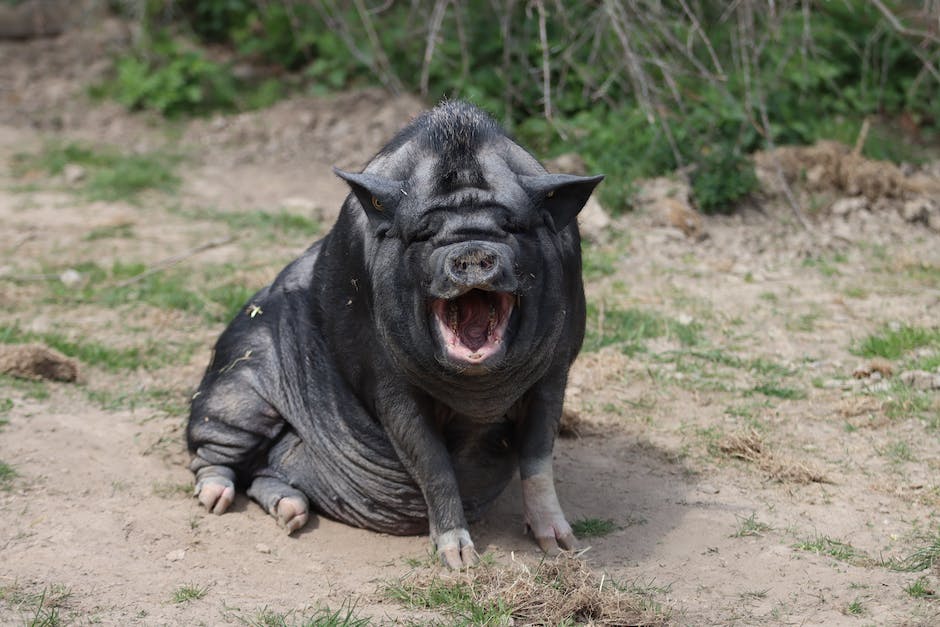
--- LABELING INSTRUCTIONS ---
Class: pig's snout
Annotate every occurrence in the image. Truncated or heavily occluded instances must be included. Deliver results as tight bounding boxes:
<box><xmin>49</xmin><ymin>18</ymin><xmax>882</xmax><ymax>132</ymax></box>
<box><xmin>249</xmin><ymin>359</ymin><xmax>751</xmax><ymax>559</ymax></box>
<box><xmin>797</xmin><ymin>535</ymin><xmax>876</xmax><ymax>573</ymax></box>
<box><xmin>443</xmin><ymin>242</ymin><xmax>511</xmax><ymax>290</ymax></box>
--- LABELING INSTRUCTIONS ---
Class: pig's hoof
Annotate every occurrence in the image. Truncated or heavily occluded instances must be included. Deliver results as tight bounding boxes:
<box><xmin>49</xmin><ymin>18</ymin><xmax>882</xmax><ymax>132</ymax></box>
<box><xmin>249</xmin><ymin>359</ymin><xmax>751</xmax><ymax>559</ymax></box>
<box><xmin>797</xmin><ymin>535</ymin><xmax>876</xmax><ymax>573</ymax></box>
<box><xmin>274</xmin><ymin>495</ymin><xmax>309</xmax><ymax>535</ymax></box>
<box><xmin>526</xmin><ymin>520</ymin><xmax>579</xmax><ymax>555</ymax></box>
<box><xmin>195</xmin><ymin>477</ymin><xmax>235</xmax><ymax>515</ymax></box>
<box><xmin>436</xmin><ymin>528</ymin><xmax>478</xmax><ymax>569</ymax></box>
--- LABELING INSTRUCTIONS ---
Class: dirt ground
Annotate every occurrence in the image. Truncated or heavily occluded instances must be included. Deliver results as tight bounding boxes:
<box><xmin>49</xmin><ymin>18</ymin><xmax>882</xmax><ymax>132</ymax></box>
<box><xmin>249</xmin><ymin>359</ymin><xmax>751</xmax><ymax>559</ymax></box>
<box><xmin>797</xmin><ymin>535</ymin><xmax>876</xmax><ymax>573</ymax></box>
<box><xmin>2</xmin><ymin>18</ymin><xmax>940</xmax><ymax>627</ymax></box>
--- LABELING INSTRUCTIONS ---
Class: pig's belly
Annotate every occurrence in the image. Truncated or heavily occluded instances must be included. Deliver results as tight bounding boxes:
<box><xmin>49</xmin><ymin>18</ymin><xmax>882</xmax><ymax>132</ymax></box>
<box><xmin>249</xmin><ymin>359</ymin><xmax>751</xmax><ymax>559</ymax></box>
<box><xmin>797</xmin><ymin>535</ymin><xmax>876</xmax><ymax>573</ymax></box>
<box><xmin>264</xmin><ymin>413</ymin><xmax>517</xmax><ymax>536</ymax></box>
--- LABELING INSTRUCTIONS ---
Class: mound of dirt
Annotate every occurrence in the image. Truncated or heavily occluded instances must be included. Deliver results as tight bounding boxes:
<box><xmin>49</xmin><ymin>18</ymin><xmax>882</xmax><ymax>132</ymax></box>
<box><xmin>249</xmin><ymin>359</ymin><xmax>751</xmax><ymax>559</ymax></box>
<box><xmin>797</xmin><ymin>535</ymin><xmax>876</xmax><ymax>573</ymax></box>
<box><xmin>753</xmin><ymin>140</ymin><xmax>940</xmax><ymax>230</ymax></box>
<box><xmin>0</xmin><ymin>343</ymin><xmax>79</xmax><ymax>382</ymax></box>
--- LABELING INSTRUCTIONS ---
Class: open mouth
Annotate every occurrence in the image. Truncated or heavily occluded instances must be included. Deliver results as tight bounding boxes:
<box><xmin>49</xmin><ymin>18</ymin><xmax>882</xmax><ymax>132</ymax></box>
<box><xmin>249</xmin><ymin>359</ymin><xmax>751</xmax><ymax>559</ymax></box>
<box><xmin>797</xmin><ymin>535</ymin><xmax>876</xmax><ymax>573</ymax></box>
<box><xmin>431</xmin><ymin>290</ymin><xmax>514</xmax><ymax>365</ymax></box>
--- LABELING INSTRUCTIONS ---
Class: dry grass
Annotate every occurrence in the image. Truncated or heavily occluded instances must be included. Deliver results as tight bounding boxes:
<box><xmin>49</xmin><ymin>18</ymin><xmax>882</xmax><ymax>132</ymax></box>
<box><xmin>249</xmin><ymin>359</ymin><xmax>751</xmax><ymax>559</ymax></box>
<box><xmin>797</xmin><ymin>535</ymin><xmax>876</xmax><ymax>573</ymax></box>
<box><xmin>718</xmin><ymin>429</ymin><xmax>829</xmax><ymax>484</ymax></box>
<box><xmin>392</xmin><ymin>553</ymin><xmax>671</xmax><ymax>626</ymax></box>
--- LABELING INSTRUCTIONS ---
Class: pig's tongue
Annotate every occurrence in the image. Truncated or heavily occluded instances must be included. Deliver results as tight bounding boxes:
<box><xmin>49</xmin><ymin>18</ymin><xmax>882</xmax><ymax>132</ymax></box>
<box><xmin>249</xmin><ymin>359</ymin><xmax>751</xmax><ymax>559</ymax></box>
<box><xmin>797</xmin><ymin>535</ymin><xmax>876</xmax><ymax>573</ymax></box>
<box><xmin>454</xmin><ymin>291</ymin><xmax>491</xmax><ymax>351</ymax></box>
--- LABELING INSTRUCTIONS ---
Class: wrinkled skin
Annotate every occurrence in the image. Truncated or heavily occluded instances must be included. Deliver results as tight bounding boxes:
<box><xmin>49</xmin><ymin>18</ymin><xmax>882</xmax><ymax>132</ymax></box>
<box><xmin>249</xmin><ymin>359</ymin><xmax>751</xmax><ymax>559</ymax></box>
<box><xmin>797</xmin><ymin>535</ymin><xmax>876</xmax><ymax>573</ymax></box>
<box><xmin>186</xmin><ymin>101</ymin><xmax>603</xmax><ymax>568</ymax></box>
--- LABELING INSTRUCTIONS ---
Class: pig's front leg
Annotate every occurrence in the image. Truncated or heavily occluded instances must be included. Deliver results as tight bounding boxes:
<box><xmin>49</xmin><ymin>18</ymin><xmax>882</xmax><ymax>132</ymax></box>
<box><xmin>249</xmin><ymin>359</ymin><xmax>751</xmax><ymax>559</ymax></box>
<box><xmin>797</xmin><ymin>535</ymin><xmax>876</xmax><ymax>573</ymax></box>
<box><xmin>379</xmin><ymin>387</ymin><xmax>477</xmax><ymax>569</ymax></box>
<box><xmin>518</xmin><ymin>369</ymin><xmax>578</xmax><ymax>554</ymax></box>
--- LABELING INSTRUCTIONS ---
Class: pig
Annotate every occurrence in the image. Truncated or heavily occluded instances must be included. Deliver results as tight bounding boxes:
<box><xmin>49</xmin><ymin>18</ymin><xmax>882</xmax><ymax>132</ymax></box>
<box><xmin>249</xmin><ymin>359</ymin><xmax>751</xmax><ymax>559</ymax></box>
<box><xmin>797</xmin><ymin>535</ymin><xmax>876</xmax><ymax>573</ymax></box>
<box><xmin>186</xmin><ymin>101</ymin><xmax>603</xmax><ymax>568</ymax></box>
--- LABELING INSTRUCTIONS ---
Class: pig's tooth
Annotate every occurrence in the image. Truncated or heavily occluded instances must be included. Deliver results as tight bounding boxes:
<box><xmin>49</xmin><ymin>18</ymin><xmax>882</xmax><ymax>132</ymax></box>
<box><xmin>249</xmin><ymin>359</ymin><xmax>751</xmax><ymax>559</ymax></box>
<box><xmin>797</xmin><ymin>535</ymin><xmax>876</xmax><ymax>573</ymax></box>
<box><xmin>448</xmin><ymin>301</ymin><xmax>458</xmax><ymax>334</ymax></box>
<box><xmin>488</xmin><ymin>304</ymin><xmax>496</xmax><ymax>334</ymax></box>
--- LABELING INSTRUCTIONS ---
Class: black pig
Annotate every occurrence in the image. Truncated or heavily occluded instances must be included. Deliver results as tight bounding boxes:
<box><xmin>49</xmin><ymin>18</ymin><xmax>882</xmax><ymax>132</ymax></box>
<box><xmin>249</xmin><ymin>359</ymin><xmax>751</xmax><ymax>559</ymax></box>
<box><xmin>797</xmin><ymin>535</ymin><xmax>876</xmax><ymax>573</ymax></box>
<box><xmin>186</xmin><ymin>101</ymin><xmax>603</xmax><ymax>568</ymax></box>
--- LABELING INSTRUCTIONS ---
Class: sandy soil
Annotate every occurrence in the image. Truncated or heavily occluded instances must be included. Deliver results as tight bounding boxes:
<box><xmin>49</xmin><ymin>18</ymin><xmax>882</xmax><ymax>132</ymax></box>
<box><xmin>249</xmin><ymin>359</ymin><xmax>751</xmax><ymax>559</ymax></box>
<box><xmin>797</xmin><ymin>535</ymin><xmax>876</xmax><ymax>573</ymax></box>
<box><xmin>2</xmin><ymin>17</ymin><xmax>940</xmax><ymax>626</ymax></box>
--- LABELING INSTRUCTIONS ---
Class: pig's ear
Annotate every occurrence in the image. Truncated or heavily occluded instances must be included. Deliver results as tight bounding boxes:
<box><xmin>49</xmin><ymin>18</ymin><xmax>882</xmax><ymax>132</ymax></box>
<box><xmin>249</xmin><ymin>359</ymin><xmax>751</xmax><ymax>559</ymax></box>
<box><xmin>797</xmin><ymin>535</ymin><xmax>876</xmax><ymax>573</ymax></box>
<box><xmin>333</xmin><ymin>168</ymin><xmax>403</xmax><ymax>220</ymax></box>
<box><xmin>521</xmin><ymin>173</ymin><xmax>605</xmax><ymax>230</ymax></box>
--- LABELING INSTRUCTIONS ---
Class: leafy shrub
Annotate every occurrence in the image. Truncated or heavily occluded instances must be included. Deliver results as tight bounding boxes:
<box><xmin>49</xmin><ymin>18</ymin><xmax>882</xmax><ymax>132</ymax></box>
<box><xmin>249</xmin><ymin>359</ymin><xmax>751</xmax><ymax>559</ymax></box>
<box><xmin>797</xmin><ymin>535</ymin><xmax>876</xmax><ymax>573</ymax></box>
<box><xmin>107</xmin><ymin>0</ymin><xmax>939</xmax><ymax>212</ymax></box>
<box><xmin>103</xmin><ymin>35</ymin><xmax>239</xmax><ymax>117</ymax></box>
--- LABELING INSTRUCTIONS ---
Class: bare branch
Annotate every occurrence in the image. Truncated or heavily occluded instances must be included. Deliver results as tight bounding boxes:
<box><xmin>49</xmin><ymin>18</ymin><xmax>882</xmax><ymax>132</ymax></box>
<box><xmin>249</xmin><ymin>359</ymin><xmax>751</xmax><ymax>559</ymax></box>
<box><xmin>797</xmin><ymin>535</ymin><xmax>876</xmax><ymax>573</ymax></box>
<box><xmin>420</xmin><ymin>0</ymin><xmax>449</xmax><ymax>98</ymax></box>
<box><xmin>532</xmin><ymin>0</ymin><xmax>553</xmax><ymax>120</ymax></box>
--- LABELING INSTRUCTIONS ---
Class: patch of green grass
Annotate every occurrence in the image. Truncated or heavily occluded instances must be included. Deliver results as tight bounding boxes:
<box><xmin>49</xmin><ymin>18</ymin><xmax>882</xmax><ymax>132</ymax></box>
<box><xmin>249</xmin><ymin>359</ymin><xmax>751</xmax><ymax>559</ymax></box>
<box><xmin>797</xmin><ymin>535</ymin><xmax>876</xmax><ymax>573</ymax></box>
<box><xmin>35</xmin><ymin>260</ymin><xmax>262</xmax><ymax>326</ymax></box>
<box><xmin>905</xmin><ymin>577</ymin><xmax>936</xmax><ymax>599</ymax></box>
<box><xmin>172</xmin><ymin>583</ymin><xmax>209</xmax><ymax>604</ymax></box>
<box><xmin>801</xmin><ymin>255</ymin><xmax>842</xmax><ymax>277</ymax></box>
<box><xmin>795</xmin><ymin>536</ymin><xmax>871</xmax><ymax>566</ymax></box>
<box><xmin>883</xmin><ymin>440</ymin><xmax>915</xmax><ymax>463</ymax></box>
<box><xmin>843</xmin><ymin>286</ymin><xmax>868</xmax><ymax>299</ymax></box>
<box><xmin>786</xmin><ymin>312</ymin><xmax>820</xmax><ymax>333</ymax></box>
<box><xmin>385</xmin><ymin>578</ymin><xmax>512</xmax><ymax>625</ymax></box>
<box><xmin>748</xmin><ymin>383</ymin><xmax>806</xmax><ymax>400</ymax></box>
<box><xmin>581</xmin><ymin>245</ymin><xmax>618</xmax><ymax>281</ymax></box>
<box><xmin>571</xmin><ymin>517</ymin><xmax>619</xmax><ymax>538</ymax></box>
<box><xmin>843</xmin><ymin>598</ymin><xmax>864</xmax><ymax>615</ymax></box>
<box><xmin>584</xmin><ymin>303</ymin><xmax>701</xmax><ymax>353</ymax></box>
<box><xmin>172</xmin><ymin>206</ymin><xmax>321</xmax><ymax>240</ymax></box>
<box><xmin>246</xmin><ymin>602</ymin><xmax>370</xmax><ymax>627</ymax></box>
<box><xmin>890</xmin><ymin>531</ymin><xmax>940</xmax><ymax>572</ymax></box>
<box><xmin>83</xmin><ymin>223</ymin><xmax>135</xmax><ymax>241</ymax></box>
<box><xmin>0</xmin><ymin>583</ymin><xmax>72</xmax><ymax>627</ymax></box>
<box><xmin>731</xmin><ymin>513</ymin><xmax>771</xmax><ymax>538</ymax></box>
<box><xmin>0</xmin><ymin>460</ymin><xmax>15</xmax><ymax>490</ymax></box>
<box><xmin>0</xmin><ymin>374</ymin><xmax>49</xmax><ymax>400</ymax></box>
<box><xmin>86</xmin><ymin>387</ymin><xmax>188</xmax><ymax>415</ymax></box>
<box><xmin>0</xmin><ymin>324</ymin><xmax>182</xmax><ymax>373</ymax></box>
<box><xmin>902</xmin><ymin>262</ymin><xmax>940</xmax><ymax>287</ymax></box>
<box><xmin>875</xmin><ymin>381</ymin><xmax>935</xmax><ymax>422</ymax></box>
<box><xmin>852</xmin><ymin>324</ymin><xmax>940</xmax><ymax>360</ymax></box>
<box><xmin>682</xmin><ymin>349</ymin><xmax>796</xmax><ymax>378</ymax></box>
<box><xmin>11</xmin><ymin>142</ymin><xmax>180</xmax><ymax>202</ymax></box>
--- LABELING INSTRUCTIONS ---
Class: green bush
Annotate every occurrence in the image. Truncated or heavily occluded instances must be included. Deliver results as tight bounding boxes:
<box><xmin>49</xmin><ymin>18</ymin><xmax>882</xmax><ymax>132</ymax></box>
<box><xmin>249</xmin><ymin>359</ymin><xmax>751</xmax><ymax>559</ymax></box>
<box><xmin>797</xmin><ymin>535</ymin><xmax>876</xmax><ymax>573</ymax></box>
<box><xmin>104</xmin><ymin>35</ymin><xmax>239</xmax><ymax>117</ymax></box>
<box><xmin>105</xmin><ymin>1</ymin><xmax>939</xmax><ymax>213</ymax></box>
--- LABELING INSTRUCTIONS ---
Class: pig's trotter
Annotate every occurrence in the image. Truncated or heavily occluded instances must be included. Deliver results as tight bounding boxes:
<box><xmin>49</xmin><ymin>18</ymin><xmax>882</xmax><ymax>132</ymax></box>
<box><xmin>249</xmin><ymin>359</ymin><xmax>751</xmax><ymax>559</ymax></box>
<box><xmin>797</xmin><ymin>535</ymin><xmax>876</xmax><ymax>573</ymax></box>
<box><xmin>435</xmin><ymin>528</ymin><xmax>478</xmax><ymax>569</ymax></box>
<box><xmin>247</xmin><ymin>475</ymin><xmax>310</xmax><ymax>535</ymax></box>
<box><xmin>274</xmin><ymin>496</ymin><xmax>309</xmax><ymax>534</ymax></box>
<box><xmin>522</xmin><ymin>473</ymin><xmax>578</xmax><ymax>555</ymax></box>
<box><xmin>194</xmin><ymin>465</ymin><xmax>236</xmax><ymax>515</ymax></box>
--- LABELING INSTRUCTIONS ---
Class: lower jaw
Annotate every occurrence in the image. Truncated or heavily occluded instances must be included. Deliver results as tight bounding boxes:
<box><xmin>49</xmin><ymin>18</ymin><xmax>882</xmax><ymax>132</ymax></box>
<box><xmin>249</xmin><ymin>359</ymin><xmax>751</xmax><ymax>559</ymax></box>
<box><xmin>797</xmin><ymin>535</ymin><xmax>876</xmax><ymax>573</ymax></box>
<box><xmin>438</xmin><ymin>342</ymin><xmax>507</xmax><ymax>372</ymax></box>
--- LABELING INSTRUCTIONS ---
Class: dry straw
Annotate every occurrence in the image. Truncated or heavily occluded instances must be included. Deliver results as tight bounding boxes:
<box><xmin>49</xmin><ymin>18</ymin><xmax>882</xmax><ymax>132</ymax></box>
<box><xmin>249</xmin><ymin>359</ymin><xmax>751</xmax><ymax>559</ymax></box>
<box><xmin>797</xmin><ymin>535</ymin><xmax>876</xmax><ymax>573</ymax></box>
<box><xmin>392</xmin><ymin>552</ymin><xmax>671</xmax><ymax>626</ymax></box>
<box><xmin>718</xmin><ymin>428</ymin><xmax>829</xmax><ymax>484</ymax></box>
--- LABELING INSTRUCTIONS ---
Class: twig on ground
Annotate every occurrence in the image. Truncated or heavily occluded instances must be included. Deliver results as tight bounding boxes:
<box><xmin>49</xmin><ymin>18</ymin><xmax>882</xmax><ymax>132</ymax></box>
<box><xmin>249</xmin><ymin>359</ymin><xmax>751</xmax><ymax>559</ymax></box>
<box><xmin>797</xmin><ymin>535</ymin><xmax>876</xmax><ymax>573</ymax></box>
<box><xmin>111</xmin><ymin>236</ymin><xmax>236</xmax><ymax>289</ymax></box>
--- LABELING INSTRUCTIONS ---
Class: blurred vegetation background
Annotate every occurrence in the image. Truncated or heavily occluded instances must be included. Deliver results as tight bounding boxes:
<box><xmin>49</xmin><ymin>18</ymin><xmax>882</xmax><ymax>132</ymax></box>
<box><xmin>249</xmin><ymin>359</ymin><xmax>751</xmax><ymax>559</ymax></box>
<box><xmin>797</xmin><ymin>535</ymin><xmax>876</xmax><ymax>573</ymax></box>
<box><xmin>95</xmin><ymin>0</ymin><xmax>940</xmax><ymax>213</ymax></box>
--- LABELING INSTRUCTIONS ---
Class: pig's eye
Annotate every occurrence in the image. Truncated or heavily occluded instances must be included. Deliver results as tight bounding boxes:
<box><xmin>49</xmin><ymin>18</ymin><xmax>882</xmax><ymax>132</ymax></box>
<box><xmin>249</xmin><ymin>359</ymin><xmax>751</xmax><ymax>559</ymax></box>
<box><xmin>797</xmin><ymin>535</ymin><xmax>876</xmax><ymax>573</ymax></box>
<box><xmin>371</xmin><ymin>196</ymin><xmax>384</xmax><ymax>211</ymax></box>
<box><xmin>546</xmin><ymin>190</ymin><xmax>555</xmax><ymax>199</ymax></box>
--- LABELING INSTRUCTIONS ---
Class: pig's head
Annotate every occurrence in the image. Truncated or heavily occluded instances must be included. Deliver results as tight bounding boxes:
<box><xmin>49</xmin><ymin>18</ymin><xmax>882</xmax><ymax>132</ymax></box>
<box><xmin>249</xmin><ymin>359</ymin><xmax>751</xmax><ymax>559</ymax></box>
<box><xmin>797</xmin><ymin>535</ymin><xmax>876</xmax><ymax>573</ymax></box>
<box><xmin>335</xmin><ymin>102</ymin><xmax>602</xmax><ymax>389</ymax></box>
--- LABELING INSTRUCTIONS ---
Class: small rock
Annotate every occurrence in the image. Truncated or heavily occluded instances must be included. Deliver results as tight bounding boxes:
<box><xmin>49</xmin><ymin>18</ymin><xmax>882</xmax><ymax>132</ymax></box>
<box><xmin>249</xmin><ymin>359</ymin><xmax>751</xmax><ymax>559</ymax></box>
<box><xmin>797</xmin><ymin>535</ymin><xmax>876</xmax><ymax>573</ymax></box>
<box><xmin>698</xmin><ymin>484</ymin><xmax>720</xmax><ymax>495</ymax></box>
<box><xmin>577</xmin><ymin>196</ymin><xmax>611</xmax><ymax>243</ymax></box>
<box><xmin>165</xmin><ymin>549</ymin><xmax>186</xmax><ymax>562</ymax></box>
<box><xmin>651</xmin><ymin>197</ymin><xmax>704</xmax><ymax>240</ymax></box>
<box><xmin>830</xmin><ymin>196</ymin><xmax>867</xmax><ymax>216</ymax></box>
<box><xmin>805</xmin><ymin>164</ymin><xmax>827</xmax><ymax>188</ymax></box>
<box><xmin>59</xmin><ymin>268</ymin><xmax>82</xmax><ymax>287</ymax></box>
<box><xmin>900</xmin><ymin>197</ymin><xmax>935</xmax><ymax>222</ymax></box>
<box><xmin>255</xmin><ymin>543</ymin><xmax>271</xmax><ymax>554</ymax></box>
<box><xmin>853</xmin><ymin>358</ymin><xmax>893</xmax><ymax>379</ymax></box>
<box><xmin>864</xmin><ymin>380</ymin><xmax>892</xmax><ymax>393</ymax></box>
<box><xmin>927</xmin><ymin>211</ymin><xmax>940</xmax><ymax>233</ymax></box>
<box><xmin>210</xmin><ymin>115</ymin><xmax>227</xmax><ymax>131</ymax></box>
<box><xmin>63</xmin><ymin>163</ymin><xmax>86</xmax><ymax>185</ymax></box>
<box><xmin>899</xmin><ymin>370</ymin><xmax>940</xmax><ymax>390</ymax></box>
